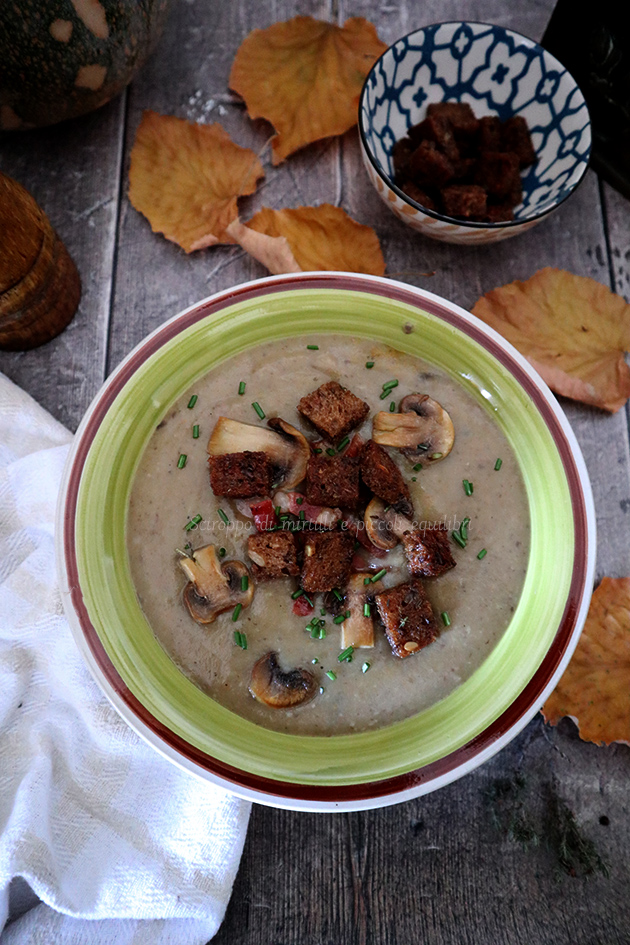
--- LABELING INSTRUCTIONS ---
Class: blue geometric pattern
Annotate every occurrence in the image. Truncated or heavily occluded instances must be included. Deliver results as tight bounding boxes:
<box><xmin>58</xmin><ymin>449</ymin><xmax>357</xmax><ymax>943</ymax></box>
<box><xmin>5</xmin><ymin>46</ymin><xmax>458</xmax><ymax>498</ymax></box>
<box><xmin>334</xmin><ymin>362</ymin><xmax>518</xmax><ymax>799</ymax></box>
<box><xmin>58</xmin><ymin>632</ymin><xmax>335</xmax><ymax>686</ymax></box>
<box><xmin>360</xmin><ymin>22</ymin><xmax>591</xmax><ymax>225</ymax></box>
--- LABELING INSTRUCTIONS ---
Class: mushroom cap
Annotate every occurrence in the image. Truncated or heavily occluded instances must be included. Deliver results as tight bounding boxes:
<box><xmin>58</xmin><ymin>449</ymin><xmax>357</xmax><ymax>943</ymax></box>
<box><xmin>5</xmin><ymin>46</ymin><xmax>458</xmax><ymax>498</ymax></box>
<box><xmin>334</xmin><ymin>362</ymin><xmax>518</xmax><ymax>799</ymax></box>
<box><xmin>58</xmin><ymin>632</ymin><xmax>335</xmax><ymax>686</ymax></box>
<box><xmin>248</xmin><ymin>651</ymin><xmax>317</xmax><ymax>708</ymax></box>
<box><xmin>207</xmin><ymin>416</ymin><xmax>309</xmax><ymax>490</ymax></box>
<box><xmin>372</xmin><ymin>394</ymin><xmax>454</xmax><ymax>463</ymax></box>
<box><xmin>364</xmin><ymin>497</ymin><xmax>413</xmax><ymax>550</ymax></box>
<box><xmin>179</xmin><ymin>544</ymin><xmax>254</xmax><ymax>624</ymax></box>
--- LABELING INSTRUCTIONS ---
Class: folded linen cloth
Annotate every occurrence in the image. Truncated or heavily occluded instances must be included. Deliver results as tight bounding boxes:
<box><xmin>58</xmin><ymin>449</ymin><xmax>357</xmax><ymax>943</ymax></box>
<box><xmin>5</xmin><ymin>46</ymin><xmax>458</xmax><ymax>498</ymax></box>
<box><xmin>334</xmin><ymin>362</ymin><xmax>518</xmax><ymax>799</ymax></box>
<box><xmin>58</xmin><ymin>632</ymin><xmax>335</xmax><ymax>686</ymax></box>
<box><xmin>0</xmin><ymin>372</ymin><xmax>251</xmax><ymax>944</ymax></box>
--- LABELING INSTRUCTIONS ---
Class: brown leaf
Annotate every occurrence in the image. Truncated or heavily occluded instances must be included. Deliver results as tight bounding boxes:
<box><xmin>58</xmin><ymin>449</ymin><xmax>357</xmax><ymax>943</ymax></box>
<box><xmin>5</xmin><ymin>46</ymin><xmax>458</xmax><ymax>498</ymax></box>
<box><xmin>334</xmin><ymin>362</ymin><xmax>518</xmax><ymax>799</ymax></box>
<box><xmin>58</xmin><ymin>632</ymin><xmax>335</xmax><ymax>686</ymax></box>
<box><xmin>128</xmin><ymin>111</ymin><xmax>264</xmax><ymax>253</ymax></box>
<box><xmin>225</xmin><ymin>219</ymin><xmax>301</xmax><ymax>275</ymax></box>
<box><xmin>229</xmin><ymin>16</ymin><xmax>387</xmax><ymax>164</ymax></box>
<box><xmin>236</xmin><ymin>204</ymin><xmax>385</xmax><ymax>275</ymax></box>
<box><xmin>471</xmin><ymin>268</ymin><xmax>630</xmax><ymax>413</ymax></box>
<box><xmin>542</xmin><ymin>577</ymin><xmax>630</xmax><ymax>746</ymax></box>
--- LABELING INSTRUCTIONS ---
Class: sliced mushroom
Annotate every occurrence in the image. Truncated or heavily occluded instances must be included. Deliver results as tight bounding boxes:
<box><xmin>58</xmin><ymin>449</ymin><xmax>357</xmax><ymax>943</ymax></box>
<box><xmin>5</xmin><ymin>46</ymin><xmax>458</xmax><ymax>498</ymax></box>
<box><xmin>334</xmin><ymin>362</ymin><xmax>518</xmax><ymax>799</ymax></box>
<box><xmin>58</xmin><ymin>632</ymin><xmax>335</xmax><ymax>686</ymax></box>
<box><xmin>207</xmin><ymin>417</ymin><xmax>309</xmax><ymax>489</ymax></box>
<box><xmin>372</xmin><ymin>394</ymin><xmax>454</xmax><ymax>463</ymax></box>
<box><xmin>249</xmin><ymin>651</ymin><xmax>317</xmax><ymax>708</ymax></box>
<box><xmin>364</xmin><ymin>497</ymin><xmax>413</xmax><ymax>551</ymax></box>
<box><xmin>340</xmin><ymin>573</ymin><xmax>383</xmax><ymax>649</ymax></box>
<box><xmin>179</xmin><ymin>544</ymin><xmax>254</xmax><ymax>624</ymax></box>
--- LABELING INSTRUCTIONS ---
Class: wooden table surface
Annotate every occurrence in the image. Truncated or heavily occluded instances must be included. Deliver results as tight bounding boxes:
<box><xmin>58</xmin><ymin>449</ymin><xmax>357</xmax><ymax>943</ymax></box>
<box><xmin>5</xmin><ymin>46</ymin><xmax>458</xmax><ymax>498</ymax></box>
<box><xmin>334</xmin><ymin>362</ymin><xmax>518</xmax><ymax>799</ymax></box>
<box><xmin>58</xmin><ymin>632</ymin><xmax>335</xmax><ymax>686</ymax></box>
<box><xmin>2</xmin><ymin>1</ymin><xmax>630</xmax><ymax>942</ymax></box>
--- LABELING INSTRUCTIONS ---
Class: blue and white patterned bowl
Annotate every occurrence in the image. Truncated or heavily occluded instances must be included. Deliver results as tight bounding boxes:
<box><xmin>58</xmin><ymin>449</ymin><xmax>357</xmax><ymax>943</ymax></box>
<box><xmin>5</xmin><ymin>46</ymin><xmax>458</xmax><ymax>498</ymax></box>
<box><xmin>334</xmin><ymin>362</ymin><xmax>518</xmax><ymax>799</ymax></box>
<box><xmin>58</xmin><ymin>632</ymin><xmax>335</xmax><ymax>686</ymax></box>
<box><xmin>359</xmin><ymin>21</ymin><xmax>592</xmax><ymax>244</ymax></box>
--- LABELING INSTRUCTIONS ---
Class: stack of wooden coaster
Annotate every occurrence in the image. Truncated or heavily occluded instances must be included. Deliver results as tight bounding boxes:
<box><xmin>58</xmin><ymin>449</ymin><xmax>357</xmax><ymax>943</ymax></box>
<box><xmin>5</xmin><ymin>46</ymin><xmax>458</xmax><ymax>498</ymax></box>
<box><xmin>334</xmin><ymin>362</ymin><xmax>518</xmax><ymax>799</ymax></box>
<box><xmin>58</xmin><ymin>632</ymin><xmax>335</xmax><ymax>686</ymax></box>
<box><xmin>0</xmin><ymin>171</ymin><xmax>81</xmax><ymax>350</ymax></box>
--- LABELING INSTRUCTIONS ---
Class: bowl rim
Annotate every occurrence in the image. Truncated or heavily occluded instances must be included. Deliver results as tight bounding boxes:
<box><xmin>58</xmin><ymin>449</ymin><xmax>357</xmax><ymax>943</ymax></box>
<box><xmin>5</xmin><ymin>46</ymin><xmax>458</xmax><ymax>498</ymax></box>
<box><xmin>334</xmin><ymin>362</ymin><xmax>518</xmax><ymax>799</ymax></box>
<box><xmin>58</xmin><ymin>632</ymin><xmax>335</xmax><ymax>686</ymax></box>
<box><xmin>56</xmin><ymin>271</ymin><xmax>596</xmax><ymax>812</ymax></box>
<box><xmin>358</xmin><ymin>19</ymin><xmax>593</xmax><ymax>230</ymax></box>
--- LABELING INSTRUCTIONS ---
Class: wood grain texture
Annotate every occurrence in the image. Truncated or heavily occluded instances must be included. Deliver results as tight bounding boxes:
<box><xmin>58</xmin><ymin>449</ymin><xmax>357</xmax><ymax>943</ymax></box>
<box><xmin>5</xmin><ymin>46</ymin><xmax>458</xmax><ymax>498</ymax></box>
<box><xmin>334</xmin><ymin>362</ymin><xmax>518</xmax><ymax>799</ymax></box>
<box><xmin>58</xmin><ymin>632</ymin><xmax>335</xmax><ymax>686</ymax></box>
<box><xmin>0</xmin><ymin>96</ymin><xmax>125</xmax><ymax>430</ymax></box>
<box><xmin>4</xmin><ymin>0</ymin><xmax>630</xmax><ymax>940</ymax></box>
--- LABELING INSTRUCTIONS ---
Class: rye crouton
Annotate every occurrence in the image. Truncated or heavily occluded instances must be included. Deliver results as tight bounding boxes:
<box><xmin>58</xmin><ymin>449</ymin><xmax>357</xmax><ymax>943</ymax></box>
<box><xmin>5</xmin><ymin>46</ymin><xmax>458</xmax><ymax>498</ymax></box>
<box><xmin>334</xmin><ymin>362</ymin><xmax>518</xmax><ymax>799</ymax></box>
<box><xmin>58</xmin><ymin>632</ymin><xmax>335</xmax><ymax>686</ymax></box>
<box><xmin>502</xmin><ymin>115</ymin><xmax>536</xmax><ymax>167</ymax></box>
<box><xmin>208</xmin><ymin>451</ymin><xmax>271</xmax><ymax>498</ymax></box>
<box><xmin>360</xmin><ymin>439</ymin><xmax>413</xmax><ymax>516</ymax></box>
<box><xmin>375</xmin><ymin>579</ymin><xmax>440</xmax><ymax>658</ymax></box>
<box><xmin>297</xmin><ymin>381</ymin><xmax>369</xmax><ymax>444</ymax></box>
<box><xmin>401</xmin><ymin>525</ymin><xmax>456</xmax><ymax>577</ymax></box>
<box><xmin>305</xmin><ymin>454</ymin><xmax>360</xmax><ymax>509</ymax></box>
<box><xmin>247</xmin><ymin>530</ymin><xmax>299</xmax><ymax>581</ymax></box>
<box><xmin>301</xmin><ymin>529</ymin><xmax>354</xmax><ymax>593</ymax></box>
<box><xmin>441</xmin><ymin>184</ymin><xmax>487</xmax><ymax>219</ymax></box>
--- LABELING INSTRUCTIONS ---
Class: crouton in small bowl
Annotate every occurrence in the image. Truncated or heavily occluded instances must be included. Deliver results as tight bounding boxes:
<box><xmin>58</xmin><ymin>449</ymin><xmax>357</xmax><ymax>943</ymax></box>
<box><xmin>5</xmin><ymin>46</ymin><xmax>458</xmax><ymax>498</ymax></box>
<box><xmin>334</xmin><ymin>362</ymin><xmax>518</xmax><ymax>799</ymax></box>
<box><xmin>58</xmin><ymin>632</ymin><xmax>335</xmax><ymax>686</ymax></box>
<box><xmin>359</xmin><ymin>21</ymin><xmax>591</xmax><ymax>244</ymax></box>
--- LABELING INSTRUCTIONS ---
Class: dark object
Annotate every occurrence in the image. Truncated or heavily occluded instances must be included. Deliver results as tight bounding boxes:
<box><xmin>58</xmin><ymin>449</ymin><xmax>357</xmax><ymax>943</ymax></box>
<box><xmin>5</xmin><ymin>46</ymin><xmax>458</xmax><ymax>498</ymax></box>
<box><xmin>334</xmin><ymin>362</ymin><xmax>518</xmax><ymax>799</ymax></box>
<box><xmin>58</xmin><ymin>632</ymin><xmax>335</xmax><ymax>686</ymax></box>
<box><xmin>542</xmin><ymin>0</ymin><xmax>629</xmax><ymax>199</ymax></box>
<box><xmin>392</xmin><ymin>104</ymin><xmax>535</xmax><ymax>222</ymax></box>
<box><xmin>208</xmin><ymin>451</ymin><xmax>271</xmax><ymax>498</ymax></box>
<box><xmin>375</xmin><ymin>579</ymin><xmax>440</xmax><ymax>658</ymax></box>
<box><xmin>297</xmin><ymin>380</ymin><xmax>369</xmax><ymax>444</ymax></box>
<box><xmin>360</xmin><ymin>439</ymin><xmax>413</xmax><ymax>516</ymax></box>
<box><xmin>247</xmin><ymin>531</ymin><xmax>300</xmax><ymax>581</ymax></box>
<box><xmin>301</xmin><ymin>530</ymin><xmax>354</xmax><ymax>593</ymax></box>
<box><xmin>0</xmin><ymin>172</ymin><xmax>81</xmax><ymax>349</ymax></box>
<box><xmin>0</xmin><ymin>0</ymin><xmax>170</xmax><ymax>129</ymax></box>
<box><xmin>305</xmin><ymin>454</ymin><xmax>360</xmax><ymax>509</ymax></box>
<box><xmin>401</xmin><ymin>526</ymin><xmax>457</xmax><ymax>578</ymax></box>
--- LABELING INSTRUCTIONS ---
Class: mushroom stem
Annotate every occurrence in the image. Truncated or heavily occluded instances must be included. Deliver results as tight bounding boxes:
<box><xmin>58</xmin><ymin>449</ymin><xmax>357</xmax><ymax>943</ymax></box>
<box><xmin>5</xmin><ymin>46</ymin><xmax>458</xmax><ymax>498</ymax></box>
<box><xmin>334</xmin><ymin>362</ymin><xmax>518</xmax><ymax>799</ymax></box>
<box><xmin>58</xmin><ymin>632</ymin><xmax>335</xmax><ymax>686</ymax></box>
<box><xmin>340</xmin><ymin>573</ymin><xmax>382</xmax><ymax>649</ymax></box>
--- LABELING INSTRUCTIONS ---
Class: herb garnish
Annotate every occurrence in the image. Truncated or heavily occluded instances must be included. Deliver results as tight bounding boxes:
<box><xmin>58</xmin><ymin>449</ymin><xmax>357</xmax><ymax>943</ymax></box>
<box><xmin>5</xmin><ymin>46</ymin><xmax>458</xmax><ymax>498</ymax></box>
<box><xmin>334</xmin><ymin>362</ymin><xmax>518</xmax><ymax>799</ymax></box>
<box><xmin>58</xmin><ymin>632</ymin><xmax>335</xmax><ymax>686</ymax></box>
<box><xmin>187</xmin><ymin>395</ymin><xmax>198</xmax><ymax>409</ymax></box>
<box><xmin>252</xmin><ymin>401</ymin><xmax>265</xmax><ymax>420</ymax></box>
<box><xmin>177</xmin><ymin>453</ymin><xmax>187</xmax><ymax>469</ymax></box>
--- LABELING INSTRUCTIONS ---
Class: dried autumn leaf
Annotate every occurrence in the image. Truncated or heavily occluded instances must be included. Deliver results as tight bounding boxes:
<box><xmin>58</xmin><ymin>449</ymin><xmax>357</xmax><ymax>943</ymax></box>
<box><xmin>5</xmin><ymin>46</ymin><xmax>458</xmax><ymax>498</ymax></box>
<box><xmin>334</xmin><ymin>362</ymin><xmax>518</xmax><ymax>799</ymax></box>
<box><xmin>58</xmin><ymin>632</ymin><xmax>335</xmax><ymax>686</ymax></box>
<box><xmin>230</xmin><ymin>204</ymin><xmax>385</xmax><ymax>276</ymax></box>
<box><xmin>128</xmin><ymin>111</ymin><xmax>264</xmax><ymax>252</ymax></box>
<box><xmin>471</xmin><ymin>268</ymin><xmax>630</xmax><ymax>413</ymax></box>
<box><xmin>229</xmin><ymin>16</ymin><xmax>387</xmax><ymax>164</ymax></box>
<box><xmin>542</xmin><ymin>577</ymin><xmax>630</xmax><ymax>746</ymax></box>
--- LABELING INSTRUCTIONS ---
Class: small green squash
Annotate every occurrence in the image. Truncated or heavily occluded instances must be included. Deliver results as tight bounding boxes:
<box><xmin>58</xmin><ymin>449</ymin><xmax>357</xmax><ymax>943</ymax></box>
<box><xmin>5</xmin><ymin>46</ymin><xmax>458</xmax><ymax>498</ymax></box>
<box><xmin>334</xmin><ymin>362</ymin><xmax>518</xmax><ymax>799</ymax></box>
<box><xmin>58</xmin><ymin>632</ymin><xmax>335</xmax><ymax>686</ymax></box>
<box><xmin>0</xmin><ymin>0</ymin><xmax>170</xmax><ymax>130</ymax></box>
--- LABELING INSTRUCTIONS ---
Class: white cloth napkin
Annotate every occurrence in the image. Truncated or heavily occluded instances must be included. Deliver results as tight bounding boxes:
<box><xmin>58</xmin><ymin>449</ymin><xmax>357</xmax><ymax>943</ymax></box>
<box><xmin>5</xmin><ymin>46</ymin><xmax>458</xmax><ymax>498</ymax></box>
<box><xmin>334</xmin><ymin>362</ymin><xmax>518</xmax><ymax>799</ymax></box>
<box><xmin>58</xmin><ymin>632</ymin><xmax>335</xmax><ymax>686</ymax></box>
<box><xmin>0</xmin><ymin>373</ymin><xmax>251</xmax><ymax>944</ymax></box>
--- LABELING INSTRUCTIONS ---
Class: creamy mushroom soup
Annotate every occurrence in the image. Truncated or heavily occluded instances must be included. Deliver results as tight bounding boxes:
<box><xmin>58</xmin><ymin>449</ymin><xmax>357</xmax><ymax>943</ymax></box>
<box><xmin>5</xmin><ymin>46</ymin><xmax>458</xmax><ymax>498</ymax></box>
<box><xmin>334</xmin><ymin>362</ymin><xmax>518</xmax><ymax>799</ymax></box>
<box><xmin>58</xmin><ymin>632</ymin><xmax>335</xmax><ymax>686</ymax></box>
<box><xmin>127</xmin><ymin>336</ymin><xmax>530</xmax><ymax>736</ymax></box>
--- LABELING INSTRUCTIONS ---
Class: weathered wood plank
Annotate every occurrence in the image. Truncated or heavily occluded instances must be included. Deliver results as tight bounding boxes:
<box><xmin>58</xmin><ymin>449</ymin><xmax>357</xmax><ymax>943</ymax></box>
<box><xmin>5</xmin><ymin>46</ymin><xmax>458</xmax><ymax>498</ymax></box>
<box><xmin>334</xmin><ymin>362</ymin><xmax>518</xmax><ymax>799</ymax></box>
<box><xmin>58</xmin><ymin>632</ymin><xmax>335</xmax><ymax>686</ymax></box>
<box><xmin>0</xmin><ymin>96</ymin><xmax>125</xmax><ymax>430</ymax></box>
<box><xmin>105</xmin><ymin>0</ymin><xmax>339</xmax><ymax>372</ymax></box>
<box><xmin>602</xmin><ymin>183</ymin><xmax>630</xmax><ymax>304</ymax></box>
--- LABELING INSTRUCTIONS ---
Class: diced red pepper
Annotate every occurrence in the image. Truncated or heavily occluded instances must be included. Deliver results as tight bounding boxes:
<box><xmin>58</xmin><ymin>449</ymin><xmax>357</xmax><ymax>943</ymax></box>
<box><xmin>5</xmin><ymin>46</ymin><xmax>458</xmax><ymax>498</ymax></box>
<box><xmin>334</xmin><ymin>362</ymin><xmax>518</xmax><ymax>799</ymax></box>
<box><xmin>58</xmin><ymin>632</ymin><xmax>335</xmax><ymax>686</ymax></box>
<box><xmin>250</xmin><ymin>499</ymin><xmax>278</xmax><ymax>532</ymax></box>
<box><xmin>292</xmin><ymin>594</ymin><xmax>314</xmax><ymax>616</ymax></box>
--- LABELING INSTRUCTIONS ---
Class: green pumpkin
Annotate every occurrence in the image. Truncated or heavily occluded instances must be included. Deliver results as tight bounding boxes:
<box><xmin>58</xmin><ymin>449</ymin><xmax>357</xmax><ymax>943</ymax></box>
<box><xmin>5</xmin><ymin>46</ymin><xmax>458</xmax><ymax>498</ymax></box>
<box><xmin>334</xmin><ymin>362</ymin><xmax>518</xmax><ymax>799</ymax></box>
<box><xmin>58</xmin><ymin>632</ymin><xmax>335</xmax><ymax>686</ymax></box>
<box><xmin>0</xmin><ymin>0</ymin><xmax>169</xmax><ymax>130</ymax></box>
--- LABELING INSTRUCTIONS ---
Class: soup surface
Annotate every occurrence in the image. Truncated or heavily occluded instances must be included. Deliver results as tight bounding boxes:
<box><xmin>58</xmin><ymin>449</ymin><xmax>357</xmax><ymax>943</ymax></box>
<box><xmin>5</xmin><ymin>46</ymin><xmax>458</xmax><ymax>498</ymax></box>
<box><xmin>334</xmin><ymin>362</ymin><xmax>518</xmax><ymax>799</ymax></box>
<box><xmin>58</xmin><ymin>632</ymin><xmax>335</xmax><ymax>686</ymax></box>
<box><xmin>127</xmin><ymin>335</ymin><xmax>530</xmax><ymax>735</ymax></box>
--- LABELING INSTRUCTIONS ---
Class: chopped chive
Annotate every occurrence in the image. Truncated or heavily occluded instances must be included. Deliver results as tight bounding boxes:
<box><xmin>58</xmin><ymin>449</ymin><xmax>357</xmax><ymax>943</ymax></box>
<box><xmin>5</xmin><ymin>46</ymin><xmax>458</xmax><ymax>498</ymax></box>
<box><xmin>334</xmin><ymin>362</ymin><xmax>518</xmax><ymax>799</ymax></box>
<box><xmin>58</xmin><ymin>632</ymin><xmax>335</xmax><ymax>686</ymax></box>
<box><xmin>187</xmin><ymin>395</ymin><xmax>198</xmax><ymax>409</ymax></box>
<box><xmin>431</xmin><ymin>452</ymin><xmax>443</xmax><ymax>460</ymax></box>
<box><xmin>241</xmin><ymin>575</ymin><xmax>249</xmax><ymax>592</ymax></box>
<box><xmin>333</xmin><ymin>614</ymin><xmax>346</xmax><ymax>625</ymax></box>
<box><xmin>338</xmin><ymin>646</ymin><xmax>354</xmax><ymax>663</ymax></box>
<box><xmin>232</xmin><ymin>603</ymin><xmax>242</xmax><ymax>621</ymax></box>
<box><xmin>345</xmin><ymin>610</ymin><xmax>351</xmax><ymax>619</ymax></box>
<box><xmin>413</xmin><ymin>463</ymin><xmax>423</xmax><ymax>472</ymax></box>
<box><xmin>452</xmin><ymin>530</ymin><xmax>466</xmax><ymax>548</ymax></box>
<box><xmin>319</xmin><ymin>625</ymin><xmax>326</xmax><ymax>639</ymax></box>
<box><xmin>333</xmin><ymin>588</ymin><xmax>343</xmax><ymax>601</ymax></box>
<box><xmin>389</xmin><ymin>401</ymin><xmax>396</xmax><ymax>412</ymax></box>
<box><xmin>411</xmin><ymin>477</ymin><xmax>417</xmax><ymax>482</ymax></box>
<box><xmin>312</xmin><ymin>658</ymin><xmax>319</xmax><ymax>664</ymax></box>
<box><xmin>240</xmin><ymin>632</ymin><xmax>247</xmax><ymax>649</ymax></box>
<box><xmin>363</xmin><ymin>602</ymin><xmax>371</xmax><ymax>617</ymax></box>
<box><xmin>252</xmin><ymin>401</ymin><xmax>265</xmax><ymax>420</ymax></box>
<box><xmin>185</xmin><ymin>514</ymin><xmax>202</xmax><ymax>531</ymax></box>
<box><xmin>441</xmin><ymin>611</ymin><xmax>451</xmax><ymax>627</ymax></box>
<box><xmin>295</xmin><ymin>496</ymin><xmax>303</xmax><ymax>505</ymax></box>
<box><xmin>311</xmin><ymin>625</ymin><xmax>321</xmax><ymax>639</ymax></box>
<box><xmin>219</xmin><ymin>547</ymin><xmax>226</xmax><ymax>557</ymax></box>
<box><xmin>326</xmin><ymin>447</ymin><xmax>336</xmax><ymax>456</ymax></box>
<box><xmin>463</xmin><ymin>479</ymin><xmax>473</xmax><ymax>496</ymax></box>
<box><xmin>233</xmin><ymin>631</ymin><xmax>242</xmax><ymax>646</ymax></box>
<box><xmin>371</xmin><ymin>568</ymin><xmax>387</xmax><ymax>582</ymax></box>
<box><xmin>365</xmin><ymin>361</ymin><xmax>374</xmax><ymax>369</ymax></box>
<box><xmin>321</xmin><ymin>608</ymin><xmax>327</xmax><ymax>616</ymax></box>
<box><xmin>361</xmin><ymin>661</ymin><xmax>371</xmax><ymax>673</ymax></box>
<box><xmin>303</xmin><ymin>592</ymin><xmax>314</xmax><ymax>607</ymax></box>
<box><xmin>325</xmin><ymin>670</ymin><xmax>337</xmax><ymax>681</ymax></box>
<box><xmin>177</xmin><ymin>453</ymin><xmax>187</xmax><ymax>469</ymax></box>
<box><xmin>192</xmin><ymin>424</ymin><xmax>200</xmax><ymax>439</ymax></box>
<box><xmin>477</xmin><ymin>548</ymin><xmax>488</xmax><ymax>560</ymax></box>
<box><xmin>299</xmin><ymin>510</ymin><xmax>306</xmax><ymax>521</ymax></box>
<box><xmin>319</xmin><ymin>686</ymin><xmax>325</xmax><ymax>694</ymax></box>
<box><xmin>364</xmin><ymin>577</ymin><xmax>371</xmax><ymax>585</ymax></box>
<box><xmin>291</xmin><ymin>589</ymin><xmax>304</xmax><ymax>599</ymax></box>
<box><xmin>314</xmin><ymin>448</ymin><xmax>323</xmax><ymax>454</ymax></box>
<box><xmin>337</xmin><ymin>436</ymin><xmax>350</xmax><ymax>452</ymax></box>
<box><xmin>306</xmin><ymin>344</ymin><xmax>319</xmax><ymax>350</ymax></box>
<box><xmin>460</xmin><ymin>516</ymin><xmax>470</xmax><ymax>542</ymax></box>
<box><xmin>218</xmin><ymin>508</ymin><xmax>229</xmax><ymax>525</ymax></box>
<box><xmin>382</xmin><ymin>379</ymin><xmax>399</xmax><ymax>391</ymax></box>
<box><xmin>238</xmin><ymin>381</ymin><xmax>246</xmax><ymax>396</ymax></box>
<box><xmin>494</xmin><ymin>457</ymin><xmax>503</xmax><ymax>471</ymax></box>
